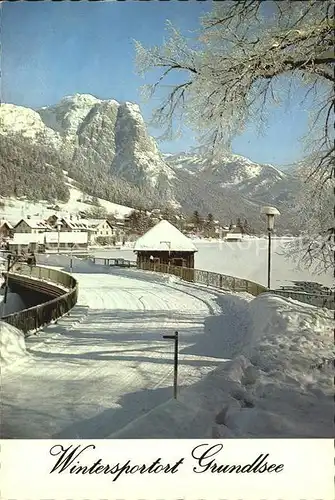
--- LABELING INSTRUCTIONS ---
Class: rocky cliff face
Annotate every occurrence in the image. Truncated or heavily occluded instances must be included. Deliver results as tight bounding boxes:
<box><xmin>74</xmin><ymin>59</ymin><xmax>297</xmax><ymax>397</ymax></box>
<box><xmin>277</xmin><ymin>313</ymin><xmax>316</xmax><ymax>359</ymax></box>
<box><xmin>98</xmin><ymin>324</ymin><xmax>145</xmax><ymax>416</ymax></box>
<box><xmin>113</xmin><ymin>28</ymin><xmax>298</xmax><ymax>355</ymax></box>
<box><xmin>110</xmin><ymin>102</ymin><xmax>176</xmax><ymax>189</ymax></box>
<box><xmin>36</xmin><ymin>95</ymin><xmax>176</xmax><ymax>199</ymax></box>
<box><xmin>0</xmin><ymin>94</ymin><xmax>298</xmax><ymax>227</ymax></box>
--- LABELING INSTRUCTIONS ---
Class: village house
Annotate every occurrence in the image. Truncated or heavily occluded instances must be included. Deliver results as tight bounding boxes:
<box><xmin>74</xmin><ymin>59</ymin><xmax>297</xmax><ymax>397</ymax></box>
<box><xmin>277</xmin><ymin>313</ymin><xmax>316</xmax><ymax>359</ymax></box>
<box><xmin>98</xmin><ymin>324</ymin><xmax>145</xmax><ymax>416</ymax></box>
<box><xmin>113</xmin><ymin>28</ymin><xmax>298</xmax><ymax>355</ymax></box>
<box><xmin>47</xmin><ymin>216</ymin><xmax>120</xmax><ymax>244</ymax></box>
<box><xmin>0</xmin><ymin>220</ymin><xmax>13</xmax><ymax>239</ymax></box>
<box><xmin>83</xmin><ymin>219</ymin><xmax>115</xmax><ymax>238</ymax></box>
<box><xmin>50</xmin><ymin>217</ymin><xmax>89</xmax><ymax>232</ymax></box>
<box><xmin>13</xmin><ymin>218</ymin><xmax>52</xmax><ymax>234</ymax></box>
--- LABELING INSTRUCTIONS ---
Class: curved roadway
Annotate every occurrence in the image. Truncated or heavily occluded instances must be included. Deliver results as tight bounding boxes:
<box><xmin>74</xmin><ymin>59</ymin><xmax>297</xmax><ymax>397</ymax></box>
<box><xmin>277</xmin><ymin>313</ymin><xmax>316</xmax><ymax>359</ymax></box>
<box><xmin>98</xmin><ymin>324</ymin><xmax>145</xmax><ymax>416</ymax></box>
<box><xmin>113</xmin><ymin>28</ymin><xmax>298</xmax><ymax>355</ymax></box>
<box><xmin>1</xmin><ymin>264</ymin><xmax>249</xmax><ymax>438</ymax></box>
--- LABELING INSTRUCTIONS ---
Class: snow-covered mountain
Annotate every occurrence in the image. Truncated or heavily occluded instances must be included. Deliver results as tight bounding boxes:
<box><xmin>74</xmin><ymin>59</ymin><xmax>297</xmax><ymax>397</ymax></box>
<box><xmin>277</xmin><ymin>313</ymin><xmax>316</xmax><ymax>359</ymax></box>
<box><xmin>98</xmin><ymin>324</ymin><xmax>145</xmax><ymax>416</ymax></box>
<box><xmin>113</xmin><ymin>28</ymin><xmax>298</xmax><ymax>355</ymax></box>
<box><xmin>0</xmin><ymin>95</ymin><xmax>176</xmax><ymax>205</ymax></box>
<box><xmin>165</xmin><ymin>151</ymin><xmax>288</xmax><ymax>198</ymax></box>
<box><xmin>38</xmin><ymin>95</ymin><xmax>176</xmax><ymax>195</ymax></box>
<box><xmin>0</xmin><ymin>103</ymin><xmax>63</xmax><ymax>148</ymax></box>
<box><xmin>164</xmin><ymin>151</ymin><xmax>298</xmax><ymax>229</ymax></box>
<box><xmin>0</xmin><ymin>94</ymin><xmax>298</xmax><ymax>228</ymax></box>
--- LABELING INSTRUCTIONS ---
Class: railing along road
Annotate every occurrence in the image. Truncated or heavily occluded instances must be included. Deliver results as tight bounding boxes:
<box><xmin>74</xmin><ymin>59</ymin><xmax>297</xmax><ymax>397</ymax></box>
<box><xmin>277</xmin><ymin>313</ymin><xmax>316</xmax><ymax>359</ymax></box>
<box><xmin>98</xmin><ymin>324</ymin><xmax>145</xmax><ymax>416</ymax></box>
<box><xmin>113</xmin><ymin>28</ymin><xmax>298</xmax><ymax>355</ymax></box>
<box><xmin>1</xmin><ymin>264</ymin><xmax>78</xmax><ymax>335</ymax></box>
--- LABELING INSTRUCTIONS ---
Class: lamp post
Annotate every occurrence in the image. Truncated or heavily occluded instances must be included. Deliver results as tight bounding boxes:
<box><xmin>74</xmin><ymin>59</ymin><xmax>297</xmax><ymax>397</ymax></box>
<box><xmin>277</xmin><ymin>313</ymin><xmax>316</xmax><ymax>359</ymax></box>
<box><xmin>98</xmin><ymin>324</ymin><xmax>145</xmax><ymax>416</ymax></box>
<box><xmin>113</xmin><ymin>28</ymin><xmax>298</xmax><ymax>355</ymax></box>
<box><xmin>56</xmin><ymin>221</ymin><xmax>62</xmax><ymax>254</ymax></box>
<box><xmin>69</xmin><ymin>243</ymin><xmax>75</xmax><ymax>273</ymax></box>
<box><xmin>261</xmin><ymin>206</ymin><xmax>280</xmax><ymax>289</ymax></box>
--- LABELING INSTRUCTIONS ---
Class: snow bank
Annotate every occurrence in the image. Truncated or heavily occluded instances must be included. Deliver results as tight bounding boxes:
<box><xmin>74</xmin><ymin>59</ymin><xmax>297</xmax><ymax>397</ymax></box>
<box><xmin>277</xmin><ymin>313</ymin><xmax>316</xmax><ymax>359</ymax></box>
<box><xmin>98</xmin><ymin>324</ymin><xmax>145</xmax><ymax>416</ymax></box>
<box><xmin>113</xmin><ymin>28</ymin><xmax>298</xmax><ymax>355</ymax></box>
<box><xmin>0</xmin><ymin>321</ymin><xmax>28</xmax><ymax>366</ymax></box>
<box><xmin>108</xmin><ymin>356</ymin><xmax>250</xmax><ymax>439</ymax></box>
<box><xmin>246</xmin><ymin>293</ymin><xmax>332</xmax><ymax>373</ymax></box>
<box><xmin>109</xmin><ymin>294</ymin><xmax>333</xmax><ymax>438</ymax></box>
<box><xmin>218</xmin><ymin>294</ymin><xmax>333</xmax><ymax>438</ymax></box>
<box><xmin>110</xmin><ymin>399</ymin><xmax>213</xmax><ymax>439</ymax></box>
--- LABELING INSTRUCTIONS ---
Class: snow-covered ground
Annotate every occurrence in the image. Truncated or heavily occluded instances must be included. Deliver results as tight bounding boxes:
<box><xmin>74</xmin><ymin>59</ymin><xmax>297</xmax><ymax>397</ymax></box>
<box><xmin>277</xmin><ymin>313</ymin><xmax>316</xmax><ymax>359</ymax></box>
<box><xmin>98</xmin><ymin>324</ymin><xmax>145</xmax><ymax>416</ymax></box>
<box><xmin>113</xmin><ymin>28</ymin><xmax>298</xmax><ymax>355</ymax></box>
<box><xmin>1</xmin><ymin>259</ymin><xmax>230</xmax><ymax>438</ymax></box>
<box><xmin>93</xmin><ymin>238</ymin><xmax>333</xmax><ymax>288</ymax></box>
<box><xmin>109</xmin><ymin>294</ymin><xmax>332</xmax><ymax>439</ymax></box>
<box><xmin>1</xmin><ymin>256</ymin><xmax>332</xmax><ymax>439</ymax></box>
<box><xmin>0</xmin><ymin>180</ymin><xmax>133</xmax><ymax>225</ymax></box>
<box><xmin>62</xmin><ymin>180</ymin><xmax>133</xmax><ymax>218</ymax></box>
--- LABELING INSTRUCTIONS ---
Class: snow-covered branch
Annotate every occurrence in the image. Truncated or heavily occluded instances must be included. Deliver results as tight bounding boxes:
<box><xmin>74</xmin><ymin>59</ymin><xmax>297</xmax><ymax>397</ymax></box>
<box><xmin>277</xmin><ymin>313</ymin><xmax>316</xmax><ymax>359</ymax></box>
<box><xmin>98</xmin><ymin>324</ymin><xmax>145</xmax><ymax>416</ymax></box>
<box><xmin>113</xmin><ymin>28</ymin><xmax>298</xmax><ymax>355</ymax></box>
<box><xmin>135</xmin><ymin>1</ymin><xmax>334</xmax><ymax>164</ymax></box>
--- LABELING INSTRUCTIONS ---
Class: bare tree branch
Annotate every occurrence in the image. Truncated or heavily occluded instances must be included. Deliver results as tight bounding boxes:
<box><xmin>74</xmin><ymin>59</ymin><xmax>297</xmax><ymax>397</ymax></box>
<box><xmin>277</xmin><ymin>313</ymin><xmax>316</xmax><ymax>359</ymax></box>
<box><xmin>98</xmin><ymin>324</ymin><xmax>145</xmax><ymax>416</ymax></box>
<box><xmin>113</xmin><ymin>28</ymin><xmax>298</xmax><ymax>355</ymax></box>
<box><xmin>135</xmin><ymin>0</ymin><xmax>335</xmax><ymax>272</ymax></box>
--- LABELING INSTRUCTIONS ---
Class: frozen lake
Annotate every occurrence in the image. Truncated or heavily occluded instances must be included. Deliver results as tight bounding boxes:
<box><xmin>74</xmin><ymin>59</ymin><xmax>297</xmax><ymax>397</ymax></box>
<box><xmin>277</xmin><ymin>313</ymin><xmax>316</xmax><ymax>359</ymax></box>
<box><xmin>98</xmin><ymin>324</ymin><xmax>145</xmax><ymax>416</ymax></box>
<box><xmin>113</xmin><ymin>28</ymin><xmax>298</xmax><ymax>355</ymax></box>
<box><xmin>93</xmin><ymin>238</ymin><xmax>333</xmax><ymax>289</ymax></box>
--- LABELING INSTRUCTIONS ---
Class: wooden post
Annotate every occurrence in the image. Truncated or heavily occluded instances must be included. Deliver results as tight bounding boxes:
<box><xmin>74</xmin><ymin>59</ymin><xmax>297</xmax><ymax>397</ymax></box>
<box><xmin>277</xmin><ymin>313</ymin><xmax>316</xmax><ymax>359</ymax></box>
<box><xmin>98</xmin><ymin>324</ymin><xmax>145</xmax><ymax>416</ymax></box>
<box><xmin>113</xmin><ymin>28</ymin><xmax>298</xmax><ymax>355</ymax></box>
<box><xmin>163</xmin><ymin>331</ymin><xmax>179</xmax><ymax>399</ymax></box>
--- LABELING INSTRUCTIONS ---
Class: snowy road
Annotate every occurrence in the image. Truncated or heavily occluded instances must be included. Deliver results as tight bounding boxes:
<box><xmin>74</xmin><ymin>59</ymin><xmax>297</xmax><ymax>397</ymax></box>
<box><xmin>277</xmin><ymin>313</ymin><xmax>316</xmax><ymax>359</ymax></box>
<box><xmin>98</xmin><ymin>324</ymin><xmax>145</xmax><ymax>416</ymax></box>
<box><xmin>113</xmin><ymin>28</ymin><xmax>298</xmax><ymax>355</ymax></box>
<box><xmin>1</xmin><ymin>265</ymin><xmax>249</xmax><ymax>438</ymax></box>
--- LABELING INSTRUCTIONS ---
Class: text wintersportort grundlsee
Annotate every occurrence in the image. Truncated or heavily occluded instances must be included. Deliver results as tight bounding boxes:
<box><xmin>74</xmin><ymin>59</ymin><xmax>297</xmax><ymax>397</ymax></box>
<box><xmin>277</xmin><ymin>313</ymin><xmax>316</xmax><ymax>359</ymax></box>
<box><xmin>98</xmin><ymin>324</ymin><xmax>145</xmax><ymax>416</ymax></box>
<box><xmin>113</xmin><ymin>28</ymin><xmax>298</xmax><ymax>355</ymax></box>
<box><xmin>49</xmin><ymin>443</ymin><xmax>284</xmax><ymax>481</ymax></box>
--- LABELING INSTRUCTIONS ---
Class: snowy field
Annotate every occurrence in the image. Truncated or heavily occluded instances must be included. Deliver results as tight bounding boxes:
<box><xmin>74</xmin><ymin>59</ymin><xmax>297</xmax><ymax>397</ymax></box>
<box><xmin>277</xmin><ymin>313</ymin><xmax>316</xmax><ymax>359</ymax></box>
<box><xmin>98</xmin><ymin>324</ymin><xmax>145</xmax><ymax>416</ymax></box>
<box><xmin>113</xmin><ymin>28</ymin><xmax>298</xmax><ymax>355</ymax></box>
<box><xmin>1</xmin><ymin>255</ymin><xmax>332</xmax><ymax>439</ymax></box>
<box><xmin>0</xmin><ymin>180</ymin><xmax>133</xmax><ymax>225</ymax></box>
<box><xmin>93</xmin><ymin>238</ymin><xmax>333</xmax><ymax>288</ymax></box>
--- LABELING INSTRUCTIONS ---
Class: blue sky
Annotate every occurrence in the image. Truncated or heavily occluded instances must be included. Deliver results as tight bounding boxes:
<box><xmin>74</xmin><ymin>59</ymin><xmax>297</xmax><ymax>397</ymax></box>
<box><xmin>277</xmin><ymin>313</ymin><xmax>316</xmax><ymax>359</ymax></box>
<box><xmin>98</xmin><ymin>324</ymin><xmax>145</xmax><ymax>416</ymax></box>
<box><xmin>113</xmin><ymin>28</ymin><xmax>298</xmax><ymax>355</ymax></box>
<box><xmin>2</xmin><ymin>1</ymin><xmax>312</xmax><ymax>167</ymax></box>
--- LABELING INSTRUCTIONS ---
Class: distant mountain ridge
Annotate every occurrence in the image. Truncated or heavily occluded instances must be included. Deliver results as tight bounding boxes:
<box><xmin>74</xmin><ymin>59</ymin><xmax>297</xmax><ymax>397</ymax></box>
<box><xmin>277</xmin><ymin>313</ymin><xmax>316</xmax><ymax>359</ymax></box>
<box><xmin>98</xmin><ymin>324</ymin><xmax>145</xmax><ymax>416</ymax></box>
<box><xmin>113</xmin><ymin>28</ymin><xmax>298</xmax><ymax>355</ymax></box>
<box><xmin>164</xmin><ymin>152</ymin><xmax>299</xmax><ymax>230</ymax></box>
<box><xmin>0</xmin><ymin>94</ymin><xmax>299</xmax><ymax>230</ymax></box>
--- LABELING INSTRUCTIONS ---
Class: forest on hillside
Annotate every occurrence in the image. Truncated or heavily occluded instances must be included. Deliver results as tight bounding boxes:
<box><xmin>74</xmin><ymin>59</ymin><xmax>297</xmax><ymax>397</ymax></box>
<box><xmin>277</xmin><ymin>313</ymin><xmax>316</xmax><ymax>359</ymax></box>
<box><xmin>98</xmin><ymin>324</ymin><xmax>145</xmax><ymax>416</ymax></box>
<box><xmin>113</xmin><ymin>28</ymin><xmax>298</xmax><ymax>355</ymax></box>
<box><xmin>0</xmin><ymin>132</ymin><xmax>164</xmax><ymax>211</ymax></box>
<box><xmin>0</xmin><ymin>133</ymin><xmax>70</xmax><ymax>202</ymax></box>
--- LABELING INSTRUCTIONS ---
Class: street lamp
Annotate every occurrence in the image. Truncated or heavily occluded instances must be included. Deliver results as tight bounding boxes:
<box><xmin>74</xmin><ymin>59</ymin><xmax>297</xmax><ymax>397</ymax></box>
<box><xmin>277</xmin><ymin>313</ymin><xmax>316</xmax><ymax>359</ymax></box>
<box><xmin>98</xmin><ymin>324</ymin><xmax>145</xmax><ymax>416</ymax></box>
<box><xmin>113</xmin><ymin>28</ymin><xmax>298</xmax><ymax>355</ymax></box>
<box><xmin>56</xmin><ymin>221</ymin><xmax>62</xmax><ymax>254</ymax></box>
<box><xmin>69</xmin><ymin>243</ymin><xmax>75</xmax><ymax>273</ymax></box>
<box><xmin>261</xmin><ymin>206</ymin><xmax>280</xmax><ymax>289</ymax></box>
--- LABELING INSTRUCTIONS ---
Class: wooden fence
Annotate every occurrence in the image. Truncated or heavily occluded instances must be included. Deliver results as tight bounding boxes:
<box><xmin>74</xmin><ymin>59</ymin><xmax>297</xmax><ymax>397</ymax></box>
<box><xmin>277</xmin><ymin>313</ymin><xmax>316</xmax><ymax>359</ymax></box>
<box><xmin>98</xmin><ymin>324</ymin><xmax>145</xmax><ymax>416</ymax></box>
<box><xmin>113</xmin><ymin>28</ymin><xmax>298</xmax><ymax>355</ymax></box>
<box><xmin>137</xmin><ymin>261</ymin><xmax>267</xmax><ymax>296</ymax></box>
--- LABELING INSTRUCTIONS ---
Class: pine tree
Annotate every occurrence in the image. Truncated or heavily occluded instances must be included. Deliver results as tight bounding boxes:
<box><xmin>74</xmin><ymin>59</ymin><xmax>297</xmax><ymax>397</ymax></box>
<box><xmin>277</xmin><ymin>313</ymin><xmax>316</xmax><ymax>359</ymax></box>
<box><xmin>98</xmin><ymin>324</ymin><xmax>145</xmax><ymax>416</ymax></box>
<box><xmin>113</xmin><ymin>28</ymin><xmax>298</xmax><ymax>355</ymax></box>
<box><xmin>205</xmin><ymin>213</ymin><xmax>215</xmax><ymax>237</ymax></box>
<box><xmin>192</xmin><ymin>210</ymin><xmax>202</xmax><ymax>231</ymax></box>
<box><xmin>236</xmin><ymin>217</ymin><xmax>244</xmax><ymax>234</ymax></box>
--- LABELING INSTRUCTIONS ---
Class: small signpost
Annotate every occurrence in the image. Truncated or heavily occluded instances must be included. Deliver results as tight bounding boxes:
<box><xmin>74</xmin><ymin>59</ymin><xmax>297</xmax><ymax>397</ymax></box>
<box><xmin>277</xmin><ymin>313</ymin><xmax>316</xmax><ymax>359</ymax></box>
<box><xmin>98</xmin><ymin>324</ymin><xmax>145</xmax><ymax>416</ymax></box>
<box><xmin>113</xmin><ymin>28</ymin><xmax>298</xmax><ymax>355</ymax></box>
<box><xmin>162</xmin><ymin>331</ymin><xmax>179</xmax><ymax>399</ymax></box>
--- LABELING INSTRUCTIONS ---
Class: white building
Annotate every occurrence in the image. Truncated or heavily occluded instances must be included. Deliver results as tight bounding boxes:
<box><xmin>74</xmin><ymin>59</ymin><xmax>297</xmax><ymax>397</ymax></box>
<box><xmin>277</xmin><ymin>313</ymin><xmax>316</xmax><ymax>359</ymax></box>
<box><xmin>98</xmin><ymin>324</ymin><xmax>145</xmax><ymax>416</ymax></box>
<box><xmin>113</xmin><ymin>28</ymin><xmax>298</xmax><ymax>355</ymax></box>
<box><xmin>9</xmin><ymin>231</ymin><xmax>89</xmax><ymax>252</ymax></box>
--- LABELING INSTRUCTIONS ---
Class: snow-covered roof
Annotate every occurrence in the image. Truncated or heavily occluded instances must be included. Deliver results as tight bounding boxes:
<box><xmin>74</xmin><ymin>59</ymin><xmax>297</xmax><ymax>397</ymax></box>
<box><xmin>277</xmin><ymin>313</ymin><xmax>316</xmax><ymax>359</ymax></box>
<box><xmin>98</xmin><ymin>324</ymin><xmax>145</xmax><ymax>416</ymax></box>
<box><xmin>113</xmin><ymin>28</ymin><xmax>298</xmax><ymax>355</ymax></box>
<box><xmin>61</xmin><ymin>218</ymin><xmax>93</xmax><ymax>231</ymax></box>
<box><xmin>0</xmin><ymin>220</ymin><xmax>13</xmax><ymax>229</ymax></box>
<box><xmin>61</xmin><ymin>218</ymin><xmax>113</xmax><ymax>231</ymax></box>
<box><xmin>80</xmin><ymin>218</ymin><xmax>114</xmax><ymax>229</ymax></box>
<box><xmin>14</xmin><ymin>218</ymin><xmax>52</xmax><ymax>230</ymax></box>
<box><xmin>134</xmin><ymin>220</ymin><xmax>198</xmax><ymax>252</ymax></box>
